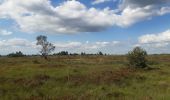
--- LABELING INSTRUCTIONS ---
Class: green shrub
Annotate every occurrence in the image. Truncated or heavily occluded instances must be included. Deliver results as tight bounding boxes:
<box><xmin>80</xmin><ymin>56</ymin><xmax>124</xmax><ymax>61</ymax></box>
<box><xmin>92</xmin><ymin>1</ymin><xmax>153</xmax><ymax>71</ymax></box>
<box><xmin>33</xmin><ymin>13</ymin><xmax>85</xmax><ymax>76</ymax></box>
<box><xmin>127</xmin><ymin>47</ymin><xmax>148</xmax><ymax>68</ymax></box>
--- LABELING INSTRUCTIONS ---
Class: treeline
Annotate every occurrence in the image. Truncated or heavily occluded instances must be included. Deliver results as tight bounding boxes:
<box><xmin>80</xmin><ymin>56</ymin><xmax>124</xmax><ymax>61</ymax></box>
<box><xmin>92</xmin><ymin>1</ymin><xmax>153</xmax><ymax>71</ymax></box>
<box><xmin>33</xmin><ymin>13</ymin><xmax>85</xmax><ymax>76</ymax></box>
<box><xmin>1</xmin><ymin>51</ymin><xmax>170</xmax><ymax>58</ymax></box>
<box><xmin>7</xmin><ymin>51</ymin><xmax>26</xmax><ymax>57</ymax></box>
<box><xmin>53</xmin><ymin>51</ymin><xmax>106</xmax><ymax>56</ymax></box>
<box><xmin>0</xmin><ymin>51</ymin><xmax>107</xmax><ymax>57</ymax></box>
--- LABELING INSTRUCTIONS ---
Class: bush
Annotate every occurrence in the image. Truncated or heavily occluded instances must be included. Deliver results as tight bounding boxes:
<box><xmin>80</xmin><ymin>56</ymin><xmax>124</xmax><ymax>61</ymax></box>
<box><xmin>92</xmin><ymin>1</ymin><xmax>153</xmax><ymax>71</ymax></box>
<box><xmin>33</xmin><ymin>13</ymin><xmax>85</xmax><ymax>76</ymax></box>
<box><xmin>127</xmin><ymin>47</ymin><xmax>148</xmax><ymax>68</ymax></box>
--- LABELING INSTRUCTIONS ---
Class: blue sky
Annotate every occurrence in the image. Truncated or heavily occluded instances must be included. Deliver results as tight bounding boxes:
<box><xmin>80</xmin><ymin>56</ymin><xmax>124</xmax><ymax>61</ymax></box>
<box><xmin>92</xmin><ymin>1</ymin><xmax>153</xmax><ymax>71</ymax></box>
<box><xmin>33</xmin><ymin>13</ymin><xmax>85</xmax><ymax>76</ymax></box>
<box><xmin>0</xmin><ymin>0</ymin><xmax>170</xmax><ymax>55</ymax></box>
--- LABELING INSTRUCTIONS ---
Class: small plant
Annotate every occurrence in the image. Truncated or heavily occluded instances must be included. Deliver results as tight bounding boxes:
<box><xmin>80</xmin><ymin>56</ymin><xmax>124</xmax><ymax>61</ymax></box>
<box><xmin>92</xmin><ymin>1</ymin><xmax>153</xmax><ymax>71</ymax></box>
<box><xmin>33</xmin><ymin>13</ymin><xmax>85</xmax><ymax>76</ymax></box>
<box><xmin>127</xmin><ymin>47</ymin><xmax>148</xmax><ymax>68</ymax></box>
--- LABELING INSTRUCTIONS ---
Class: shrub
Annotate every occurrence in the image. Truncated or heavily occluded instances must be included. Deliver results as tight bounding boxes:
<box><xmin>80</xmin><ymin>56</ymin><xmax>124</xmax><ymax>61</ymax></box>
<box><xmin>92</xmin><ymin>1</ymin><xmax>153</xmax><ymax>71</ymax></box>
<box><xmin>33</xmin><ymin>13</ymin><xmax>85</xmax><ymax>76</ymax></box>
<box><xmin>127</xmin><ymin>47</ymin><xmax>148</xmax><ymax>68</ymax></box>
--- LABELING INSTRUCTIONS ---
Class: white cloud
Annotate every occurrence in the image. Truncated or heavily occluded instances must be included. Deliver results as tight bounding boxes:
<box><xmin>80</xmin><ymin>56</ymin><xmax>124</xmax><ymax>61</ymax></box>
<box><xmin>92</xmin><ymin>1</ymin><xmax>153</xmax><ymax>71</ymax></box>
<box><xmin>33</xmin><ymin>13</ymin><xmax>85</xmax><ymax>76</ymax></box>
<box><xmin>139</xmin><ymin>30</ymin><xmax>170</xmax><ymax>44</ymax></box>
<box><xmin>0</xmin><ymin>38</ymin><xmax>120</xmax><ymax>54</ymax></box>
<box><xmin>54</xmin><ymin>42</ymin><xmax>82</xmax><ymax>48</ymax></box>
<box><xmin>0</xmin><ymin>38</ymin><xmax>38</xmax><ymax>54</ymax></box>
<box><xmin>0</xmin><ymin>38</ymin><xmax>120</xmax><ymax>50</ymax></box>
<box><xmin>0</xmin><ymin>29</ymin><xmax>12</xmax><ymax>35</ymax></box>
<box><xmin>119</xmin><ymin>0</ymin><xmax>170</xmax><ymax>9</ymax></box>
<box><xmin>137</xmin><ymin>29</ymin><xmax>170</xmax><ymax>48</ymax></box>
<box><xmin>0</xmin><ymin>0</ymin><xmax>114</xmax><ymax>34</ymax></box>
<box><xmin>92</xmin><ymin>0</ymin><xmax>111</xmax><ymax>5</ymax></box>
<box><xmin>0</xmin><ymin>0</ymin><xmax>170</xmax><ymax>34</ymax></box>
<box><xmin>0</xmin><ymin>37</ymin><xmax>169</xmax><ymax>54</ymax></box>
<box><xmin>114</xmin><ymin>5</ymin><xmax>170</xmax><ymax>27</ymax></box>
<box><xmin>54</xmin><ymin>41</ymin><xmax>119</xmax><ymax>50</ymax></box>
<box><xmin>0</xmin><ymin>38</ymin><xmax>34</xmax><ymax>47</ymax></box>
<box><xmin>82</xmin><ymin>41</ymin><xmax>119</xmax><ymax>49</ymax></box>
<box><xmin>153</xmin><ymin>42</ymin><xmax>169</xmax><ymax>48</ymax></box>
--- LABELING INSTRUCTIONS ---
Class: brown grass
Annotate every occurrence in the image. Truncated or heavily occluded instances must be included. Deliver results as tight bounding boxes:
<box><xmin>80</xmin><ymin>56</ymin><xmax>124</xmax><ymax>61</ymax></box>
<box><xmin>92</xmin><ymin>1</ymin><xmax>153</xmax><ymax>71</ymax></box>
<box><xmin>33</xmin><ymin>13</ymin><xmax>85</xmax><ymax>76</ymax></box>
<box><xmin>66</xmin><ymin>67</ymin><xmax>138</xmax><ymax>86</ymax></box>
<box><xmin>14</xmin><ymin>74</ymin><xmax>50</xmax><ymax>88</ymax></box>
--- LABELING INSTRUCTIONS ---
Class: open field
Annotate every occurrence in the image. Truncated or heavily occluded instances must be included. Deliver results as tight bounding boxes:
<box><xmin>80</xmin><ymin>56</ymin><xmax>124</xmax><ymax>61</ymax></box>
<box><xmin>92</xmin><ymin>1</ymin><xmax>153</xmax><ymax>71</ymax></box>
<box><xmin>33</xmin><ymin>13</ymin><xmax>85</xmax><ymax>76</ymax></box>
<box><xmin>0</xmin><ymin>55</ymin><xmax>170</xmax><ymax>100</ymax></box>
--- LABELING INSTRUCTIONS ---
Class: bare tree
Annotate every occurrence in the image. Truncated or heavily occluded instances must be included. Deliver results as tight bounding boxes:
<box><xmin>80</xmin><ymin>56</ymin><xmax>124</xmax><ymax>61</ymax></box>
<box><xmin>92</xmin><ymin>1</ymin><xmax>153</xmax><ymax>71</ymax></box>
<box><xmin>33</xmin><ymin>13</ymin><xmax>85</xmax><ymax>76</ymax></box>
<box><xmin>36</xmin><ymin>35</ymin><xmax>55</xmax><ymax>60</ymax></box>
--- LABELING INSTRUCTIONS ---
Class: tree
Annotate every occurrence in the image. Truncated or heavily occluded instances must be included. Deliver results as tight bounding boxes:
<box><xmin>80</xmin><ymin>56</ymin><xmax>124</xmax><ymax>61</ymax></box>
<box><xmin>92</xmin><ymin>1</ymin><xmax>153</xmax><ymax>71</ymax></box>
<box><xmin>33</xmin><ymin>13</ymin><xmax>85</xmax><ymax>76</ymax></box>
<box><xmin>36</xmin><ymin>35</ymin><xmax>55</xmax><ymax>60</ymax></box>
<box><xmin>81</xmin><ymin>52</ymin><xmax>86</xmax><ymax>56</ymax></box>
<box><xmin>127</xmin><ymin>47</ymin><xmax>148</xmax><ymax>68</ymax></box>
<box><xmin>58</xmin><ymin>51</ymin><xmax>69</xmax><ymax>55</ymax></box>
<box><xmin>7</xmin><ymin>51</ymin><xmax>25</xmax><ymax>57</ymax></box>
<box><xmin>98</xmin><ymin>51</ymin><xmax>103</xmax><ymax>55</ymax></box>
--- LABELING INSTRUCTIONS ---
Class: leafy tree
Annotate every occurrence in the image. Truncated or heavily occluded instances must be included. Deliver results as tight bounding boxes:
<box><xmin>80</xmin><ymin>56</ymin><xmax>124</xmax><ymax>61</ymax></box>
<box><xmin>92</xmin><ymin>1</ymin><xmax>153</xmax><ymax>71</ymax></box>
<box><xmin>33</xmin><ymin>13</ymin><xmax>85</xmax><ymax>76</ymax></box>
<box><xmin>7</xmin><ymin>51</ymin><xmax>25</xmax><ymax>57</ymax></box>
<box><xmin>98</xmin><ymin>51</ymin><xmax>103</xmax><ymax>55</ymax></box>
<box><xmin>36</xmin><ymin>35</ymin><xmax>55</xmax><ymax>60</ymax></box>
<box><xmin>70</xmin><ymin>53</ymin><xmax>79</xmax><ymax>56</ymax></box>
<box><xmin>81</xmin><ymin>52</ymin><xmax>86</xmax><ymax>56</ymax></box>
<box><xmin>58</xmin><ymin>51</ymin><xmax>69</xmax><ymax>55</ymax></box>
<box><xmin>127</xmin><ymin>47</ymin><xmax>148</xmax><ymax>68</ymax></box>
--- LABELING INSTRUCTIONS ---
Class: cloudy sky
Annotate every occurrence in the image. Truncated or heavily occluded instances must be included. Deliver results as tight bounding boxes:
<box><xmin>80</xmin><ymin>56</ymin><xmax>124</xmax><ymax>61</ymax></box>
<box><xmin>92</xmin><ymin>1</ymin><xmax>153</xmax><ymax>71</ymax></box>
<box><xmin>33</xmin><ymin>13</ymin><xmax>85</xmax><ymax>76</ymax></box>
<box><xmin>0</xmin><ymin>0</ymin><xmax>170</xmax><ymax>55</ymax></box>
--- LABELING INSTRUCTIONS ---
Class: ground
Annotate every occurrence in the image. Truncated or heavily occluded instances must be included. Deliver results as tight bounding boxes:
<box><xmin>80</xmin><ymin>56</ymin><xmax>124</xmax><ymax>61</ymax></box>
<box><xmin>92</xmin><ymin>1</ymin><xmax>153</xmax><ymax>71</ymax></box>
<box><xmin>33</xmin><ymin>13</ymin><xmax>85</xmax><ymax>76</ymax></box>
<box><xmin>0</xmin><ymin>55</ymin><xmax>170</xmax><ymax>100</ymax></box>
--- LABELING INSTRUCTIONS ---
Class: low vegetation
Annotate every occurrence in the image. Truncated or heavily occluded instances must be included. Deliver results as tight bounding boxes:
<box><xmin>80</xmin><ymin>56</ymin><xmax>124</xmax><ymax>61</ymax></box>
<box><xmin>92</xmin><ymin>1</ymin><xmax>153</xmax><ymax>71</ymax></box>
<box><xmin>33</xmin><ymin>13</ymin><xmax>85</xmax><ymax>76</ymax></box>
<box><xmin>0</xmin><ymin>54</ymin><xmax>170</xmax><ymax>99</ymax></box>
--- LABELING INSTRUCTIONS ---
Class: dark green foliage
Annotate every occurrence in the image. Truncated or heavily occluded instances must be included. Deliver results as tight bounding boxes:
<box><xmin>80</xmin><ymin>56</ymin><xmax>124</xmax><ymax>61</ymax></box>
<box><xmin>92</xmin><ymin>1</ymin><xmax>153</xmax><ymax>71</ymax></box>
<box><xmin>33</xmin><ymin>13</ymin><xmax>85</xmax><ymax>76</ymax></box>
<box><xmin>81</xmin><ymin>52</ymin><xmax>86</xmax><ymax>56</ymax></box>
<box><xmin>70</xmin><ymin>53</ymin><xmax>79</xmax><ymax>56</ymax></box>
<box><xmin>57</xmin><ymin>51</ymin><xmax>69</xmax><ymax>55</ymax></box>
<box><xmin>127</xmin><ymin>47</ymin><xmax>148</xmax><ymax>68</ymax></box>
<box><xmin>98</xmin><ymin>51</ymin><xmax>103</xmax><ymax>55</ymax></box>
<box><xmin>7</xmin><ymin>51</ymin><xmax>25</xmax><ymax>57</ymax></box>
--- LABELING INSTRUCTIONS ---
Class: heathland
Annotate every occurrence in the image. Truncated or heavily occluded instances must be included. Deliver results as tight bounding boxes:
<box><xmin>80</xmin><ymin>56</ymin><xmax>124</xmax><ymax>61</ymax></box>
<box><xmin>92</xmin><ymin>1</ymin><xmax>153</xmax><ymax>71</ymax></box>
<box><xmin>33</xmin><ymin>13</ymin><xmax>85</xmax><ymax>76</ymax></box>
<box><xmin>0</xmin><ymin>55</ymin><xmax>170</xmax><ymax>100</ymax></box>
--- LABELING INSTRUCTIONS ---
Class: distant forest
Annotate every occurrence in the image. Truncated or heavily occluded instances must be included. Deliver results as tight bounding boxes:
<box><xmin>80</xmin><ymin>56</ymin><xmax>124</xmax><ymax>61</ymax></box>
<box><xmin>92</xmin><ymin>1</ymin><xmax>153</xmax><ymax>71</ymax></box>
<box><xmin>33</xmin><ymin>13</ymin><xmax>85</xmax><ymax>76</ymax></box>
<box><xmin>0</xmin><ymin>51</ymin><xmax>107</xmax><ymax>57</ymax></box>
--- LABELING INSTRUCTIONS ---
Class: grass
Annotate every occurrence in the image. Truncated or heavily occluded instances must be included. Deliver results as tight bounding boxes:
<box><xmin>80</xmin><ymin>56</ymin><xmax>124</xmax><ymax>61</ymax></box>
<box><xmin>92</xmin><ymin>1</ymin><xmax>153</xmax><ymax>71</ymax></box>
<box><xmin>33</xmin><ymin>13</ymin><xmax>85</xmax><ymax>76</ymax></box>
<box><xmin>0</xmin><ymin>55</ymin><xmax>170</xmax><ymax>100</ymax></box>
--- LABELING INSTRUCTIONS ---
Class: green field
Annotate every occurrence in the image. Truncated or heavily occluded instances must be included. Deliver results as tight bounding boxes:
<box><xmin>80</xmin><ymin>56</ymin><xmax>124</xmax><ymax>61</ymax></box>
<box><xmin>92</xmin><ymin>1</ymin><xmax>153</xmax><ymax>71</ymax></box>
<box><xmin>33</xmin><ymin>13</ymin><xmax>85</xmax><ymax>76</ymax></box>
<box><xmin>0</xmin><ymin>55</ymin><xmax>170</xmax><ymax>100</ymax></box>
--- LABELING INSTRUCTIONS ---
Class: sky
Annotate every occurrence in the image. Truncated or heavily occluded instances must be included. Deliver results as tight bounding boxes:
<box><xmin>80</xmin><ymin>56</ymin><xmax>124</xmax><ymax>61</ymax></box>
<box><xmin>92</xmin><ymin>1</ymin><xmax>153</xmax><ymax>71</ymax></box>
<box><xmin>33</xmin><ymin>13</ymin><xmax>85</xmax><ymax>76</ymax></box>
<box><xmin>0</xmin><ymin>0</ymin><xmax>170</xmax><ymax>55</ymax></box>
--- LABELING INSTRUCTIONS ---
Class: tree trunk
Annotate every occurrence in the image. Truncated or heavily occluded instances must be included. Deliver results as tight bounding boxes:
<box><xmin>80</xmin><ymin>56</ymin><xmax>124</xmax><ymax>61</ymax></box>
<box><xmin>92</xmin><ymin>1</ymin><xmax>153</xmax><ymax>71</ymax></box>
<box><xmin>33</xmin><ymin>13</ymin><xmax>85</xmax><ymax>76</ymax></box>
<box><xmin>42</xmin><ymin>54</ymin><xmax>48</xmax><ymax>60</ymax></box>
